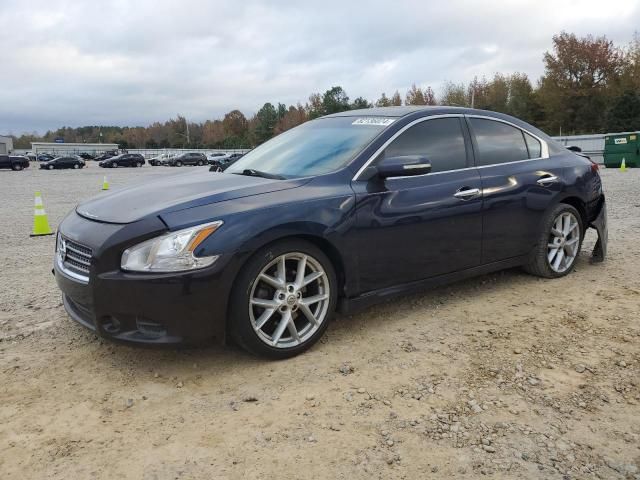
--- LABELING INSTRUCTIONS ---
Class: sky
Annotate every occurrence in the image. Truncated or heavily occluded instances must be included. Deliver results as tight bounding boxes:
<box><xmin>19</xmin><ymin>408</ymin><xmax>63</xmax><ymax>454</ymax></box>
<box><xmin>1</xmin><ymin>0</ymin><xmax>639</xmax><ymax>134</ymax></box>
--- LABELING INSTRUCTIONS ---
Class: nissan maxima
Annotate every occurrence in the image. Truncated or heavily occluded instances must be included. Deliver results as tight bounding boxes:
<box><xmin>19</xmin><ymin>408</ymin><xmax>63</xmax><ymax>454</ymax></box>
<box><xmin>53</xmin><ymin>107</ymin><xmax>607</xmax><ymax>358</ymax></box>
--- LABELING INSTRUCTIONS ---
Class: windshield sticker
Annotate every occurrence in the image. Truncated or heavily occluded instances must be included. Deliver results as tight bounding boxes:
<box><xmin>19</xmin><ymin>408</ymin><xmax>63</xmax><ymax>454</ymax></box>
<box><xmin>352</xmin><ymin>117</ymin><xmax>395</xmax><ymax>126</ymax></box>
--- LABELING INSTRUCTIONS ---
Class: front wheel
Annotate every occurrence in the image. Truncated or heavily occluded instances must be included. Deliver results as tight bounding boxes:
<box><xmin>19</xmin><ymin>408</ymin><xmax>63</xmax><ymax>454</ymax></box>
<box><xmin>230</xmin><ymin>240</ymin><xmax>337</xmax><ymax>359</ymax></box>
<box><xmin>12</xmin><ymin>164</ymin><xmax>23</xmax><ymax>171</ymax></box>
<box><xmin>48</xmin><ymin>165</ymin><xmax>54</xmax><ymax>170</ymax></box>
<box><xmin>73</xmin><ymin>164</ymin><xmax>79</xmax><ymax>169</ymax></box>
<box><xmin>136</xmin><ymin>162</ymin><xmax>143</xmax><ymax>168</ymax></box>
<box><xmin>524</xmin><ymin>204</ymin><xmax>583</xmax><ymax>278</ymax></box>
<box><xmin>176</xmin><ymin>161</ymin><xmax>182</xmax><ymax>167</ymax></box>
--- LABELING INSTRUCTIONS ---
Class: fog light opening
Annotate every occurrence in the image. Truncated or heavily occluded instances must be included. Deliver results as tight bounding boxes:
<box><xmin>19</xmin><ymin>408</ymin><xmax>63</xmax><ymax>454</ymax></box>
<box><xmin>102</xmin><ymin>316</ymin><xmax>121</xmax><ymax>334</ymax></box>
<box><xmin>136</xmin><ymin>318</ymin><xmax>167</xmax><ymax>339</ymax></box>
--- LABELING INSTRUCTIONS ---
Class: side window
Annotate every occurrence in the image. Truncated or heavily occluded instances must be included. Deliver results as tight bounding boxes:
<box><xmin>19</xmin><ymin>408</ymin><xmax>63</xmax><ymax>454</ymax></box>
<box><xmin>469</xmin><ymin>118</ymin><xmax>529</xmax><ymax>165</ymax></box>
<box><xmin>524</xmin><ymin>132</ymin><xmax>542</xmax><ymax>158</ymax></box>
<box><xmin>382</xmin><ymin>117</ymin><xmax>468</xmax><ymax>173</ymax></box>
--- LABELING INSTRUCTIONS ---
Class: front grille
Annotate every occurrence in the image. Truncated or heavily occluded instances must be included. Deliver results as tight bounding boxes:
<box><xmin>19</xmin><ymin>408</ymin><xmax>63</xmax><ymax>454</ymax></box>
<box><xmin>60</xmin><ymin>236</ymin><xmax>92</xmax><ymax>279</ymax></box>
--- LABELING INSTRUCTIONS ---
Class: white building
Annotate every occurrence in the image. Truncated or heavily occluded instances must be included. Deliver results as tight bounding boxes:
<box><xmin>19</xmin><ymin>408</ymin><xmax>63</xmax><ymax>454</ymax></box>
<box><xmin>30</xmin><ymin>142</ymin><xmax>120</xmax><ymax>156</ymax></box>
<box><xmin>0</xmin><ymin>135</ymin><xmax>14</xmax><ymax>154</ymax></box>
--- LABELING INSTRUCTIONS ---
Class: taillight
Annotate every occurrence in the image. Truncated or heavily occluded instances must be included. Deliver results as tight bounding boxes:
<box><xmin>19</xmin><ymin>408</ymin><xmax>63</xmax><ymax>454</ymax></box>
<box><xmin>589</xmin><ymin>159</ymin><xmax>600</xmax><ymax>172</ymax></box>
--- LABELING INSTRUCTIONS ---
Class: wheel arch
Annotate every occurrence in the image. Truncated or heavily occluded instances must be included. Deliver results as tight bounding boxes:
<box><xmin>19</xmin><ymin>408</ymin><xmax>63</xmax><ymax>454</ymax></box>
<box><xmin>557</xmin><ymin>195</ymin><xmax>588</xmax><ymax>232</ymax></box>
<box><xmin>223</xmin><ymin>229</ymin><xmax>348</xmax><ymax>343</ymax></box>
<box><xmin>234</xmin><ymin>228</ymin><xmax>347</xmax><ymax>298</ymax></box>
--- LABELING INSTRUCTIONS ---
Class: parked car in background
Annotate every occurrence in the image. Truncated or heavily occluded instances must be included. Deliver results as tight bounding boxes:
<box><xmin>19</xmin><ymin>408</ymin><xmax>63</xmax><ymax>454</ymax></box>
<box><xmin>0</xmin><ymin>154</ymin><xmax>30</xmax><ymax>171</ymax></box>
<box><xmin>168</xmin><ymin>152</ymin><xmax>207</xmax><ymax>167</ymax></box>
<box><xmin>209</xmin><ymin>155</ymin><xmax>243</xmax><ymax>172</ymax></box>
<box><xmin>40</xmin><ymin>156</ymin><xmax>85</xmax><ymax>170</ymax></box>
<box><xmin>94</xmin><ymin>151</ymin><xmax>118</xmax><ymax>162</ymax></box>
<box><xmin>24</xmin><ymin>152</ymin><xmax>37</xmax><ymax>162</ymax></box>
<box><xmin>37</xmin><ymin>153</ymin><xmax>55</xmax><ymax>162</ymax></box>
<box><xmin>149</xmin><ymin>153</ymin><xmax>175</xmax><ymax>166</ymax></box>
<box><xmin>99</xmin><ymin>153</ymin><xmax>145</xmax><ymax>168</ymax></box>
<box><xmin>53</xmin><ymin>107</ymin><xmax>607</xmax><ymax>358</ymax></box>
<box><xmin>78</xmin><ymin>152</ymin><xmax>96</xmax><ymax>160</ymax></box>
<box><xmin>207</xmin><ymin>152</ymin><xmax>231</xmax><ymax>164</ymax></box>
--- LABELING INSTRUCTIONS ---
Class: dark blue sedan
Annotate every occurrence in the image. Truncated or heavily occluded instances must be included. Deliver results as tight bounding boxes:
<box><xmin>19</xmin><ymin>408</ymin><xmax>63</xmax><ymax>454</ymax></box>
<box><xmin>53</xmin><ymin>106</ymin><xmax>607</xmax><ymax>358</ymax></box>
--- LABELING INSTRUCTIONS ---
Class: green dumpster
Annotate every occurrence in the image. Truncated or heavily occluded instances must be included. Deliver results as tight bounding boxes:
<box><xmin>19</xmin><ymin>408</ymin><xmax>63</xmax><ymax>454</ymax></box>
<box><xmin>604</xmin><ymin>132</ymin><xmax>640</xmax><ymax>168</ymax></box>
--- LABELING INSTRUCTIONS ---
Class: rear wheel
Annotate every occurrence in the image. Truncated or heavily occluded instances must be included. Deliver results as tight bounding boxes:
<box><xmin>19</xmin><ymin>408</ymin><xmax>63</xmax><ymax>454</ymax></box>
<box><xmin>73</xmin><ymin>164</ymin><xmax>79</xmax><ymax>169</ymax></box>
<box><xmin>230</xmin><ymin>240</ymin><xmax>337</xmax><ymax>359</ymax></box>
<box><xmin>136</xmin><ymin>162</ymin><xmax>143</xmax><ymax>168</ymax></box>
<box><xmin>524</xmin><ymin>204</ymin><xmax>583</xmax><ymax>278</ymax></box>
<box><xmin>197</xmin><ymin>160</ymin><xmax>204</xmax><ymax>166</ymax></box>
<box><xmin>176</xmin><ymin>161</ymin><xmax>182</xmax><ymax>167</ymax></box>
<box><xmin>12</xmin><ymin>163</ymin><xmax>23</xmax><ymax>171</ymax></box>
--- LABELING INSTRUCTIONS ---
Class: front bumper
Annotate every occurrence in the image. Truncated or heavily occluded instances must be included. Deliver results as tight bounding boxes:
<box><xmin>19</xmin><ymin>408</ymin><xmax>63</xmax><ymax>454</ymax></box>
<box><xmin>53</xmin><ymin>213</ymin><xmax>241</xmax><ymax>345</ymax></box>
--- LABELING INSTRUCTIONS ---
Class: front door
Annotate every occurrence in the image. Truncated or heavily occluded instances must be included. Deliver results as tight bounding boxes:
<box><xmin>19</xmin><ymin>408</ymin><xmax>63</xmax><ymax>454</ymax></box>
<box><xmin>351</xmin><ymin>116</ymin><xmax>483</xmax><ymax>293</ymax></box>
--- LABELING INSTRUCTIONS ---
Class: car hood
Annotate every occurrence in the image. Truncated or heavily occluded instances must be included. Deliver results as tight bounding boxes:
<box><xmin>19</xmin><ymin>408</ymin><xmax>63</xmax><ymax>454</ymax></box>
<box><xmin>76</xmin><ymin>171</ymin><xmax>308</xmax><ymax>224</ymax></box>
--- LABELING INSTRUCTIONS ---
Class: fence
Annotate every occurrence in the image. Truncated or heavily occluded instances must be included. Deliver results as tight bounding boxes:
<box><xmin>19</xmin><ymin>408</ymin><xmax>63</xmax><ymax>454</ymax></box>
<box><xmin>552</xmin><ymin>134</ymin><xmax>606</xmax><ymax>164</ymax></box>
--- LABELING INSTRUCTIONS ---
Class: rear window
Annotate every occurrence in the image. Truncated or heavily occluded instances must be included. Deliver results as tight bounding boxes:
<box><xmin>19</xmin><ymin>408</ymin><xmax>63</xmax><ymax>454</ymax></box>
<box><xmin>470</xmin><ymin>118</ymin><xmax>529</xmax><ymax>166</ymax></box>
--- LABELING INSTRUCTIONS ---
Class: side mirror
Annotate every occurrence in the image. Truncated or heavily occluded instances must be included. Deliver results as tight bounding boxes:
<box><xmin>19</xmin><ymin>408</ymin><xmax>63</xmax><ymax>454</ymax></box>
<box><xmin>377</xmin><ymin>155</ymin><xmax>431</xmax><ymax>179</ymax></box>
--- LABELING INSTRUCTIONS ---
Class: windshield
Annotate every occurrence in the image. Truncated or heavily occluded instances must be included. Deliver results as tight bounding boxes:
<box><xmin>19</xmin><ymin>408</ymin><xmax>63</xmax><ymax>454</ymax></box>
<box><xmin>225</xmin><ymin>116</ymin><xmax>391</xmax><ymax>178</ymax></box>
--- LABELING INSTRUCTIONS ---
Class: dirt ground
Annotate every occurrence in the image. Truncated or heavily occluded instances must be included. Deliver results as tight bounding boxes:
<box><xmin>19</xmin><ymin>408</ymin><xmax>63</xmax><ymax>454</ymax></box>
<box><xmin>1</xmin><ymin>164</ymin><xmax>639</xmax><ymax>479</ymax></box>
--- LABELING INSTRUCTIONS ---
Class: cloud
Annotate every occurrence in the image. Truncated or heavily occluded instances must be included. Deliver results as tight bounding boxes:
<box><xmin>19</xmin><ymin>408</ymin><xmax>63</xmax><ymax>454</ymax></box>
<box><xmin>0</xmin><ymin>0</ymin><xmax>638</xmax><ymax>134</ymax></box>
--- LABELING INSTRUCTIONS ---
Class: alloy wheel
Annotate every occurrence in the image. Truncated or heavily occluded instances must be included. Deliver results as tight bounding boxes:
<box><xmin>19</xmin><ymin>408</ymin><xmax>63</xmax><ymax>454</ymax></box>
<box><xmin>249</xmin><ymin>252</ymin><xmax>330</xmax><ymax>348</ymax></box>
<box><xmin>547</xmin><ymin>212</ymin><xmax>580</xmax><ymax>273</ymax></box>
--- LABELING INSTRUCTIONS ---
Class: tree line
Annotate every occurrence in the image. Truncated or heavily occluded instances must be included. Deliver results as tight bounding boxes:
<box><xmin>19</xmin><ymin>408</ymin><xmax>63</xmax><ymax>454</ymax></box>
<box><xmin>11</xmin><ymin>31</ymin><xmax>640</xmax><ymax>150</ymax></box>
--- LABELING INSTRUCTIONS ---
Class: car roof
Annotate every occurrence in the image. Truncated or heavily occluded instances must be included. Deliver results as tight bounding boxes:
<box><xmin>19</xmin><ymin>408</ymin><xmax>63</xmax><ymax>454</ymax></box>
<box><xmin>324</xmin><ymin>105</ymin><xmax>468</xmax><ymax>118</ymax></box>
<box><xmin>323</xmin><ymin>105</ymin><xmax>556</xmax><ymax>143</ymax></box>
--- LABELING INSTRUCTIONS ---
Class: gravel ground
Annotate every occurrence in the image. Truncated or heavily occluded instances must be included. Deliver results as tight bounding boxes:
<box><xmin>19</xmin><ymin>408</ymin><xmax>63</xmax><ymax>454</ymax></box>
<box><xmin>0</xmin><ymin>164</ymin><xmax>639</xmax><ymax>479</ymax></box>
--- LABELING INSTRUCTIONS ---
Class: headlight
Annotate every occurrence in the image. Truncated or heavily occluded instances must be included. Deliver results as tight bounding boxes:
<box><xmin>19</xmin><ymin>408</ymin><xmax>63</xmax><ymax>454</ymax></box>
<box><xmin>121</xmin><ymin>221</ymin><xmax>223</xmax><ymax>272</ymax></box>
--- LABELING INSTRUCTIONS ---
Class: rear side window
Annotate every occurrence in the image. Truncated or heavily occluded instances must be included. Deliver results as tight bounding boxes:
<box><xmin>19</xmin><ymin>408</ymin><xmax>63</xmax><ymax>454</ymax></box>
<box><xmin>382</xmin><ymin>117</ymin><xmax>468</xmax><ymax>173</ymax></box>
<box><xmin>469</xmin><ymin>118</ymin><xmax>529</xmax><ymax>165</ymax></box>
<box><xmin>524</xmin><ymin>132</ymin><xmax>542</xmax><ymax>158</ymax></box>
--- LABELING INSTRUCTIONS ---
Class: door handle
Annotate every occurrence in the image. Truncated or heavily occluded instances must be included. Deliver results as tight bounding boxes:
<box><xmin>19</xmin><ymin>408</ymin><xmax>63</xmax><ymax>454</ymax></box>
<box><xmin>453</xmin><ymin>187</ymin><xmax>481</xmax><ymax>200</ymax></box>
<box><xmin>536</xmin><ymin>175</ymin><xmax>559</xmax><ymax>186</ymax></box>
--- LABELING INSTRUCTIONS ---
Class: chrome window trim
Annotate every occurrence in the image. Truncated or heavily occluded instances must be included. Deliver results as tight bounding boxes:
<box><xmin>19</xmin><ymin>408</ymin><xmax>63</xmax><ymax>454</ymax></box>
<box><xmin>351</xmin><ymin>113</ymin><xmax>549</xmax><ymax>181</ymax></box>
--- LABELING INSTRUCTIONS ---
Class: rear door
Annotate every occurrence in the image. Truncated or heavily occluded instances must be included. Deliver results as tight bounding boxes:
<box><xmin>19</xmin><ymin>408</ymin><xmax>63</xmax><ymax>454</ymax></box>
<box><xmin>467</xmin><ymin>116</ymin><xmax>563</xmax><ymax>264</ymax></box>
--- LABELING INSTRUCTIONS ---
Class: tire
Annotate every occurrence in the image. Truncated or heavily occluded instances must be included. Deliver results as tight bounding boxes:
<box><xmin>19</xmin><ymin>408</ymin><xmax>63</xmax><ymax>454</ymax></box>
<box><xmin>524</xmin><ymin>203</ymin><xmax>584</xmax><ymax>278</ymax></box>
<box><xmin>137</xmin><ymin>162</ymin><xmax>143</xmax><ymax>168</ymax></box>
<box><xmin>73</xmin><ymin>164</ymin><xmax>79</xmax><ymax>169</ymax></box>
<box><xmin>229</xmin><ymin>239</ymin><xmax>337</xmax><ymax>359</ymax></box>
<box><xmin>176</xmin><ymin>161</ymin><xmax>182</xmax><ymax>167</ymax></box>
<box><xmin>197</xmin><ymin>160</ymin><xmax>204</xmax><ymax>166</ymax></box>
<box><xmin>12</xmin><ymin>164</ymin><xmax>23</xmax><ymax>171</ymax></box>
<box><xmin>48</xmin><ymin>165</ymin><xmax>54</xmax><ymax>170</ymax></box>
